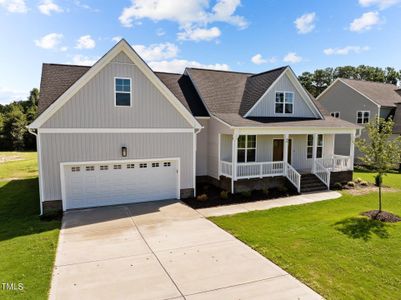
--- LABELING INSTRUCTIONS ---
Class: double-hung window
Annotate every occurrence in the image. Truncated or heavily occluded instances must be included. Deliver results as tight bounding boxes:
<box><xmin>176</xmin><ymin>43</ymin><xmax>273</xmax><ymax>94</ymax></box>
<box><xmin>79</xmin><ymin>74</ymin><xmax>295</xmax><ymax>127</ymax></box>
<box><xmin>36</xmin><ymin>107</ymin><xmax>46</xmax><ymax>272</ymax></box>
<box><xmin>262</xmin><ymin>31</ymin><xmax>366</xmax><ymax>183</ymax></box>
<box><xmin>307</xmin><ymin>134</ymin><xmax>323</xmax><ymax>159</ymax></box>
<box><xmin>275</xmin><ymin>92</ymin><xmax>294</xmax><ymax>114</ymax></box>
<box><xmin>115</xmin><ymin>78</ymin><xmax>131</xmax><ymax>106</ymax></box>
<box><xmin>237</xmin><ymin>135</ymin><xmax>256</xmax><ymax>163</ymax></box>
<box><xmin>330</xmin><ymin>112</ymin><xmax>340</xmax><ymax>118</ymax></box>
<box><xmin>356</xmin><ymin>111</ymin><xmax>370</xmax><ymax>124</ymax></box>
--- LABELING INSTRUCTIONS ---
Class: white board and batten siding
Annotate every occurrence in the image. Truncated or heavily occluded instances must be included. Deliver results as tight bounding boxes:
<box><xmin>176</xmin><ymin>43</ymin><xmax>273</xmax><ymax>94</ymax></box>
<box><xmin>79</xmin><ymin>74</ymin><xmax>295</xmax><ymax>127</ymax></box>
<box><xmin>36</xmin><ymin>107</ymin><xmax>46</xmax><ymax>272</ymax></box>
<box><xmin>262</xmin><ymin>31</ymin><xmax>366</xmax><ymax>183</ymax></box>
<box><xmin>247</xmin><ymin>73</ymin><xmax>316</xmax><ymax>118</ymax></box>
<box><xmin>42</xmin><ymin>52</ymin><xmax>191</xmax><ymax>129</ymax></box>
<box><xmin>38</xmin><ymin>51</ymin><xmax>196</xmax><ymax>208</ymax></box>
<box><xmin>196</xmin><ymin>118</ymin><xmax>208</xmax><ymax>176</ymax></box>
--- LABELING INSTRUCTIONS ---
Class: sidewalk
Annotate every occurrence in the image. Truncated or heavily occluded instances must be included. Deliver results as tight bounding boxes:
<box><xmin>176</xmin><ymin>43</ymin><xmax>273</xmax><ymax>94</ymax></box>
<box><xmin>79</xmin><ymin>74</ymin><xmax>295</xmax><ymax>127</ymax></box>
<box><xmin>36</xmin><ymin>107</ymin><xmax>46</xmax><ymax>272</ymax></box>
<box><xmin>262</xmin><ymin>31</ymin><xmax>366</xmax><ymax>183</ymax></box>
<box><xmin>196</xmin><ymin>191</ymin><xmax>341</xmax><ymax>217</ymax></box>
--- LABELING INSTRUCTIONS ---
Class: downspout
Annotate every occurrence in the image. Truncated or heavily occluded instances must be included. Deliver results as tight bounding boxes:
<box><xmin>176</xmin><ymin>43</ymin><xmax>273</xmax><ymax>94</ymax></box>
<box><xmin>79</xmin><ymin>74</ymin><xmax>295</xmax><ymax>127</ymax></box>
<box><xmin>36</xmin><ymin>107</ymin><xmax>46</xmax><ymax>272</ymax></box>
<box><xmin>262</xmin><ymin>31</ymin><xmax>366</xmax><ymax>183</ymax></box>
<box><xmin>27</xmin><ymin>127</ymin><xmax>43</xmax><ymax>216</ymax></box>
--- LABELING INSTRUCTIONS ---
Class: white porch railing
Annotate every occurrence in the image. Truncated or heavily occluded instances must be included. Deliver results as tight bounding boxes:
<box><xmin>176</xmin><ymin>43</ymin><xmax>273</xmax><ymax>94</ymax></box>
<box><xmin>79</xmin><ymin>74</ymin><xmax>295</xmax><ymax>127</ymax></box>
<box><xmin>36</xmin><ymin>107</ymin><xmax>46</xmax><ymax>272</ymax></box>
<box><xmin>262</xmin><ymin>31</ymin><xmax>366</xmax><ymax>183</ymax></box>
<box><xmin>220</xmin><ymin>160</ymin><xmax>301</xmax><ymax>193</ymax></box>
<box><xmin>317</xmin><ymin>155</ymin><xmax>352</xmax><ymax>172</ymax></box>
<box><xmin>313</xmin><ymin>160</ymin><xmax>330</xmax><ymax>189</ymax></box>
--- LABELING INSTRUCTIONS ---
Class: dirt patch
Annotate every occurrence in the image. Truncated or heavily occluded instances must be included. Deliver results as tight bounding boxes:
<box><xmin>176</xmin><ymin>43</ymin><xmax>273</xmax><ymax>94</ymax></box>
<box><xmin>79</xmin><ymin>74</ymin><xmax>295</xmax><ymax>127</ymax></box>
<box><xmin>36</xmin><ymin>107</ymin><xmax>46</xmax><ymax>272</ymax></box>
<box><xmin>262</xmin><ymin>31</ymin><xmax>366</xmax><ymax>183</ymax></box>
<box><xmin>0</xmin><ymin>155</ymin><xmax>23</xmax><ymax>163</ymax></box>
<box><xmin>344</xmin><ymin>186</ymin><xmax>399</xmax><ymax>196</ymax></box>
<box><xmin>183</xmin><ymin>183</ymin><xmax>297</xmax><ymax>209</ymax></box>
<box><xmin>361</xmin><ymin>210</ymin><xmax>401</xmax><ymax>223</ymax></box>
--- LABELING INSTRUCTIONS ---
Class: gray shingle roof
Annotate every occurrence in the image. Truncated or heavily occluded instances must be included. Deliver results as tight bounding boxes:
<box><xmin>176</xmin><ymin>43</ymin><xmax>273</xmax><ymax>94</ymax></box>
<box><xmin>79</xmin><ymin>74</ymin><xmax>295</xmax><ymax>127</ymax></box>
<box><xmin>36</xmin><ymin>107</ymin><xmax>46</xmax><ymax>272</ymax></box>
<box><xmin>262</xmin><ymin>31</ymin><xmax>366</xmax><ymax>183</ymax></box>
<box><xmin>340</xmin><ymin>78</ymin><xmax>401</xmax><ymax>107</ymax></box>
<box><xmin>155</xmin><ymin>72</ymin><xmax>208</xmax><ymax>117</ymax></box>
<box><xmin>38</xmin><ymin>63</ymin><xmax>90</xmax><ymax>114</ymax></box>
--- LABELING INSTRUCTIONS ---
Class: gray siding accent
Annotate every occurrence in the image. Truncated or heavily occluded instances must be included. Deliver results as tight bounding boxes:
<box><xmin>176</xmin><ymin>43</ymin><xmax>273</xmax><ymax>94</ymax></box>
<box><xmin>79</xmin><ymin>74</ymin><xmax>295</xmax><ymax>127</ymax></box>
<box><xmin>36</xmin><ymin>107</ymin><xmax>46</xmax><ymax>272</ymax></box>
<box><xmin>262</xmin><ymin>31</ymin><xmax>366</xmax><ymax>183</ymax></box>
<box><xmin>248</xmin><ymin>73</ymin><xmax>316</xmax><ymax>118</ymax></box>
<box><xmin>196</xmin><ymin>119</ymin><xmax>208</xmax><ymax>176</ymax></box>
<box><xmin>111</xmin><ymin>52</ymin><xmax>133</xmax><ymax>64</ymax></box>
<box><xmin>207</xmin><ymin>117</ymin><xmax>234</xmax><ymax>179</ymax></box>
<box><xmin>42</xmin><ymin>51</ymin><xmax>191</xmax><ymax>128</ymax></box>
<box><xmin>40</xmin><ymin>132</ymin><xmax>194</xmax><ymax>201</ymax></box>
<box><xmin>319</xmin><ymin>80</ymin><xmax>379</xmax><ymax>156</ymax></box>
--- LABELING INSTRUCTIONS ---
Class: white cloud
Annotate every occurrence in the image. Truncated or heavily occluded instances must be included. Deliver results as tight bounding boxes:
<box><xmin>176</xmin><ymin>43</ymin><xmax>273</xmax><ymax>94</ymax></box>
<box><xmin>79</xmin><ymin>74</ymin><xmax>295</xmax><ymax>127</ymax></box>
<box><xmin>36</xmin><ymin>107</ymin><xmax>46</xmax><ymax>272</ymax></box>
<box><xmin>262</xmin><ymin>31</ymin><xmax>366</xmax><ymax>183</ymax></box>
<box><xmin>112</xmin><ymin>36</ymin><xmax>122</xmax><ymax>43</ymax></box>
<box><xmin>73</xmin><ymin>0</ymin><xmax>99</xmax><ymax>12</ymax></box>
<box><xmin>283</xmin><ymin>52</ymin><xmax>302</xmax><ymax>64</ymax></box>
<box><xmin>323</xmin><ymin>46</ymin><xmax>370</xmax><ymax>56</ymax></box>
<box><xmin>294</xmin><ymin>12</ymin><xmax>316</xmax><ymax>34</ymax></box>
<box><xmin>251</xmin><ymin>54</ymin><xmax>276</xmax><ymax>65</ymax></box>
<box><xmin>132</xmin><ymin>43</ymin><xmax>179</xmax><ymax>61</ymax></box>
<box><xmin>358</xmin><ymin>0</ymin><xmax>400</xmax><ymax>9</ymax></box>
<box><xmin>38</xmin><ymin>0</ymin><xmax>63</xmax><ymax>15</ymax></box>
<box><xmin>177</xmin><ymin>26</ymin><xmax>221</xmax><ymax>41</ymax></box>
<box><xmin>119</xmin><ymin>0</ymin><xmax>247</xmax><ymax>31</ymax></box>
<box><xmin>71</xmin><ymin>54</ymin><xmax>99</xmax><ymax>66</ymax></box>
<box><xmin>34</xmin><ymin>33</ymin><xmax>63</xmax><ymax>49</ymax></box>
<box><xmin>0</xmin><ymin>87</ymin><xmax>29</xmax><ymax>104</ymax></box>
<box><xmin>75</xmin><ymin>35</ymin><xmax>96</xmax><ymax>49</ymax></box>
<box><xmin>0</xmin><ymin>0</ymin><xmax>27</xmax><ymax>13</ymax></box>
<box><xmin>349</xmin><ymin>11</ymin><xmax>381</xmax><ymax>32</ymax></box>
<box><xmin>148</xmin><ymin>59</ymin><xmax>229</xmax><ymax>73</ymax></box>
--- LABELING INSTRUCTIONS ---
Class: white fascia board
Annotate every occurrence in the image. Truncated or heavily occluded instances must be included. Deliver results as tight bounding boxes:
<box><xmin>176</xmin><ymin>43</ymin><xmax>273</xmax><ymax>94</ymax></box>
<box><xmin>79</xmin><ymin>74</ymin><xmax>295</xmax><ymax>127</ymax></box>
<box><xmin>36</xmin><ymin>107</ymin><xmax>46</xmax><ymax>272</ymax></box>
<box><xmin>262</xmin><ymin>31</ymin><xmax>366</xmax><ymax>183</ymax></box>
<box><xmin>29</xmin><ymin>40</ymin><xmax>201</xmax><ymax>130</ymax></box>
<box><xmin>38</xmin><ymin>128</ymin><xmax>195</xmax><ymax>134</ymax></box>
<box><xmin>236</xmin><ymin>127</ymin><xmax>358</xmax><ymax>135</ymax></box>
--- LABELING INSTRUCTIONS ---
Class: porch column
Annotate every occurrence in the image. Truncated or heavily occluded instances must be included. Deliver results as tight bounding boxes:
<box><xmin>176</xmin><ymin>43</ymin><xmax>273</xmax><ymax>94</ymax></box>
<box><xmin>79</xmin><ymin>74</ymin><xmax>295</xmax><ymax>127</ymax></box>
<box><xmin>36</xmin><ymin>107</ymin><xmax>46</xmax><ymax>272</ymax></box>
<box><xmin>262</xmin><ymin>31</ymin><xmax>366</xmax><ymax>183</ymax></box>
<box><xmin>283</xmin><ymin>133</ymin><xmax>289</xmax><ymax>175</ymax></box>
<box><xmin>350</xmin><ymin>132</ymin><xmax>355</xmax><ymax>170</ymax></box>
<box><xmin>312</xmin><ymin>133</ymin><xmax>318</xmax><ymax>173</ymax></box>
<box><xmin>231</xmin><ymin>132</ymin><xmax>239</xmax><ymax>194</ymax></box>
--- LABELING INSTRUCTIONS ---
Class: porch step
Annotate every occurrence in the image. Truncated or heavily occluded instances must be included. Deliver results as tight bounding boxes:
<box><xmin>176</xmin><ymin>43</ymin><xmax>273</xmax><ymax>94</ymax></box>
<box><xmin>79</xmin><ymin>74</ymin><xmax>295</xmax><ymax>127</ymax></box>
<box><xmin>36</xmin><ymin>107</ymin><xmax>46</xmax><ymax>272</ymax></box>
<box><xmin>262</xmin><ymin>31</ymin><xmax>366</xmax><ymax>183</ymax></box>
<box><xmin>300</xmin><ymin>174</ymin><xmax>327</xmax><ymax>193</ymax></box>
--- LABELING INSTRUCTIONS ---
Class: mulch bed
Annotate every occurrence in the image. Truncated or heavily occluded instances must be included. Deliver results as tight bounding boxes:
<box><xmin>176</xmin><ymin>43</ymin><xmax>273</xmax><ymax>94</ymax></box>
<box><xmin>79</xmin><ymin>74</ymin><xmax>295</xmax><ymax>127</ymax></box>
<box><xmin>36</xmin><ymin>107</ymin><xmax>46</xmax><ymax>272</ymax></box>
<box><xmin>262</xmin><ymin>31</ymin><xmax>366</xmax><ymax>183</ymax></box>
<box><xmin>361</xmin><ymin>210</ymin><xmax>401</xmax><ymax>223</ymax></box>
<box><xmin>182</xmin><ymin>183</ymin><xmax>297</xmax><ymax>209</ymax></box>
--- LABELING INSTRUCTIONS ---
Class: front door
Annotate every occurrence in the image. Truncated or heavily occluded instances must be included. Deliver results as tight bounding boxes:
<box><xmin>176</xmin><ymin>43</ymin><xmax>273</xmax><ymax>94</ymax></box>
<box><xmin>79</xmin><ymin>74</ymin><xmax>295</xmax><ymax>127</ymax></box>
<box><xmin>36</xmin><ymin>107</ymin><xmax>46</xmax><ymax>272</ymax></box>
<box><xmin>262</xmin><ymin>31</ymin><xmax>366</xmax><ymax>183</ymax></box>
<box><xmin>273</xmin><ymin>139</ymin><xmax>292</xmax><ymax>163</ymax></box>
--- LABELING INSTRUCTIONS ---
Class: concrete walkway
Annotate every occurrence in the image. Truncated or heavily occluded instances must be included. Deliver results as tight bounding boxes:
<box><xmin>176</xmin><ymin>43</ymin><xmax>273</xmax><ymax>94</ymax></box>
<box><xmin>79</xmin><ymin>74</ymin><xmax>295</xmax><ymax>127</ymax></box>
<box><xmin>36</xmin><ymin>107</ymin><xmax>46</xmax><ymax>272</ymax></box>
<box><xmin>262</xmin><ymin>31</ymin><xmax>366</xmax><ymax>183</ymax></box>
<box><xmin>197</xmin><ymin>191</ymin><xmax>341</xmax><ymax>217</ymax></box>
<box><xmin>50</xmin><ymin>201</ymin><xmax>322</xmax><ymax>300</ymax></box>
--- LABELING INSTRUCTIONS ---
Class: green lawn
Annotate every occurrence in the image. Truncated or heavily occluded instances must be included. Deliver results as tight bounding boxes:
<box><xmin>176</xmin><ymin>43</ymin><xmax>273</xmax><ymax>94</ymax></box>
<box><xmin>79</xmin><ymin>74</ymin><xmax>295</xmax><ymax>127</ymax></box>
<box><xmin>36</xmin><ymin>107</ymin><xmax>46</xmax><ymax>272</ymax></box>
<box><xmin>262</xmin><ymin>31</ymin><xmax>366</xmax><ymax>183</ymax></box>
<box><xmin>211</xmin><ymin>173</ymin><xmax>401</xmax><ymax>299</ymax></box>
<box><xmin>0</xmin><ymin>152</ymin><xmax>60</xmax><ymax>300</ymax></box>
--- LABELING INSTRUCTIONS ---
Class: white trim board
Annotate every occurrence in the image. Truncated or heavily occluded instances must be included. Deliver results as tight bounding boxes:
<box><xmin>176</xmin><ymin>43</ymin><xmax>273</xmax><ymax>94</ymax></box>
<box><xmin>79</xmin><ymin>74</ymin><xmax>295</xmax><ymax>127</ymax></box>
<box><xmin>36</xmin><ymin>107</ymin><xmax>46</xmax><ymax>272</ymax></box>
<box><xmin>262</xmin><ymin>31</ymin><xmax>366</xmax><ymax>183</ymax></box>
<box><xmin>59</xmin><ymin>157</ymin><xmax>181</xmax><ymax>211</ymax></box>
<box><xmin>29</xmin><ymin>39</ymin><xmax>201</xmax><ymax>130</ymax></box>
<box><xmin>38</xmin><ymin>128</ymin><xmax>195</xmax><ymax>133</ymax></box>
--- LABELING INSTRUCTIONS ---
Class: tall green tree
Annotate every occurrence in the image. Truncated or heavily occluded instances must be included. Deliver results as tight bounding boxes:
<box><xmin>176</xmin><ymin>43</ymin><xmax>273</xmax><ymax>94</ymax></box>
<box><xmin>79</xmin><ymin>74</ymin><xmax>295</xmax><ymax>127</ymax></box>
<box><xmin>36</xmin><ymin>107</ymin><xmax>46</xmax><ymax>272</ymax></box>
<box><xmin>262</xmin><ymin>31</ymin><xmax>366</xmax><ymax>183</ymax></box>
<box><xmin>2</xmin><ymin>104</ymin><xmax>27</xmax><ymax>150</ymax></box>
<box><xmin>355</xmin><ymin>118</ymin><xmax>401</xmax><ymax>212</ymax></box>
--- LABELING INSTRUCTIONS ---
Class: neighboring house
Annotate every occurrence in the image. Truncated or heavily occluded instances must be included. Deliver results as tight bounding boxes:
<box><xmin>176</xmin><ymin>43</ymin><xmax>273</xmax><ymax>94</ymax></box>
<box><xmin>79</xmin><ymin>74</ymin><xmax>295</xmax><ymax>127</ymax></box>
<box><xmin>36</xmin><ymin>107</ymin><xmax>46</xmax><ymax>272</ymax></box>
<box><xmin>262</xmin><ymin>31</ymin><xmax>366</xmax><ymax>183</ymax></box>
<box><xmin>29</xmin><ymin>40</ymin><xmax>358</xmax><ymax>213</ymax></box>
<box><xmin>317</xmin><ymin>78</ymin><xmax>401</xmax><ymax>159</ymax></box>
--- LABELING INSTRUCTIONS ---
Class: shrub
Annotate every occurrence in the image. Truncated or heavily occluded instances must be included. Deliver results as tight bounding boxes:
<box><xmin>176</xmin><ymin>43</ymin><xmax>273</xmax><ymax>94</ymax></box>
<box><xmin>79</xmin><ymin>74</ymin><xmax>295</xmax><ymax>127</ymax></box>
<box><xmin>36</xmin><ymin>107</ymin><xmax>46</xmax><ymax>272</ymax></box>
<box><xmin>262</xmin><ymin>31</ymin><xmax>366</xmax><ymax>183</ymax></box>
<box><xmin>240</xmin><ymin>191</ymin><xmax>252</xmax><ymax>198</ymax></box>
<box><xmin>354</xmin><ymin>177</ymin><xmax>362</xmax><ymax>184</ymax></box>
<box><xmin>360</xmin><ymin>180</ymin><xmax>369</xmax><ymax>186</ymax></box>
<box><xmin>333</xmin><ymin>182</ymin><xmax>343</xmax><ymax>190</ymax></box>
<box><xmin>262</xmin><ymin>188</ymin><xmax>269</xmax><ymax>196</ymax></box>
<box><xmin>196</xmin><ymin>194</ymin><xmax>208</xmax><ymax>201</ymax></box>
<box><xmin>347</xmin><ymin>181</ymin><xmax>356</xmax><ymax>188</ymax></box>
<box><xmin>220</xmin><ymin>190</ymin><xmax>229</xmax><ymax>200</ymax></box>
<box><xmin>278</xmin><ymin>186</ymin><xmax>288</xmax><ymax>194</ymax></box>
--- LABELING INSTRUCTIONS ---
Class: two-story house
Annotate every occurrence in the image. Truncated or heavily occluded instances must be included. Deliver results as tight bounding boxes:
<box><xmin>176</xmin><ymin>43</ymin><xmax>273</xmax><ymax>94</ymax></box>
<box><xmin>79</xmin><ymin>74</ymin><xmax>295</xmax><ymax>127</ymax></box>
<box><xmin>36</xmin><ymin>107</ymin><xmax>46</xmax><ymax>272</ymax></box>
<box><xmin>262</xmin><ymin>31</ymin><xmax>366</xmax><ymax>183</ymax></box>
<box><xmin>29</xmin><ymin>40</ymin><xmax>358</xmax><ymax>213</ymax></box>
<box><xmin>317</xmin><ymin>78</ymin><xmax>401</xmax><ymax>159</ymax></box>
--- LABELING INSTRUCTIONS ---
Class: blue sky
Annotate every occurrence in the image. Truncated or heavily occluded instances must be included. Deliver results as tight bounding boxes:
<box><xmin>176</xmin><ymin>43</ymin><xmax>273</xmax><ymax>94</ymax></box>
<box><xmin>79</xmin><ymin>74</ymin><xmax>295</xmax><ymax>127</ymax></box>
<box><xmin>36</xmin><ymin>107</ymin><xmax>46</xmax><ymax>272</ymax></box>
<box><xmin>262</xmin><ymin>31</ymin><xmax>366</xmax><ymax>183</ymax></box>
<box><xmin>1</xmin><ymin>0</ymin><xmax>401</xmax><ymax>104</ymax></box>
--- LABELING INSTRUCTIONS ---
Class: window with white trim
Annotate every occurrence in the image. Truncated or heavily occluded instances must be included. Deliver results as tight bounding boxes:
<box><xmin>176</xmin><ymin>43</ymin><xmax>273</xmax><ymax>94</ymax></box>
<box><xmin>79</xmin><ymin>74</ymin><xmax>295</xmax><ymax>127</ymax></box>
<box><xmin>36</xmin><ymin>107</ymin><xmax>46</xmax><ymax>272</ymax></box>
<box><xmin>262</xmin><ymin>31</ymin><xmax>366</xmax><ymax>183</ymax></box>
<box><xmin>127</xmin><ymin>164</ymin><xmax>135</xmax><ymax>169</ymax></box>
<box><xmin>307</xmin><ymin>134</ymin><xmax>323</xmax><ymax>159</ymax></box>
<box><xmin>115</xmin><ymin>78</ymin><xmax>131</xmax><ymax>106</ymax></box>
<box><xmin>237</xmin><ymin>135</ymin><xmax>256</xmax><ymax>163</ymax></box>
<box><xmin>71</xmin><ymin>166</ymin><xmax>80</xmax><ymax>172</ymax></box>
<box><xmin>330</xmin><ymin>112</ymin><xmax>340</xmax><ymax>118</ymax></box>
<box><xmin>357</xmin><ymin>111</ymin><xmax>370</xmax><ymax>124</ymax></box>
<box><xmin>275</xmin><ymin>92</ymin><xmax>294</xmax><ymax>114</ymax></box>
<box><xmin>152</xmin><ymin>162</ymin><xmax>159</xmax><ymax>168</ymax></box>
<box><xmin>100</xmin><ymin>165</ymin><xmax>108</xmax><ymax>170</ymax></box>
<box><xmin>113</xmin><ymin>164</ymin><xmax>122</xmax><ymax>170</ymax></box>
<box><xmin>163</xmin><ymin>162</ymin><xmax>171</xmax><ymax>167</ymax></box>
<box><xmin>86</xmin><ymin>166</ymin><xmax>95</xmax><ymax>171</ymax></box>
<box><xmin>140</xmin><ymin>163</ymin><xmax>147</xmax><ymax>168</ymax></box>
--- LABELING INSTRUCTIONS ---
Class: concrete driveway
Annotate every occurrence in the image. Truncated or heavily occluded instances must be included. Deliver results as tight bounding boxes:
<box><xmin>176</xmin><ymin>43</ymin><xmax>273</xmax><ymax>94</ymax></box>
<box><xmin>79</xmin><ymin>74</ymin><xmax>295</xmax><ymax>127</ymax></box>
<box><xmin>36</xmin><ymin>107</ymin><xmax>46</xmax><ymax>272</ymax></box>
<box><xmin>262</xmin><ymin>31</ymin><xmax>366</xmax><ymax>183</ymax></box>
<box><xmin>50</xmin><ymin>201</ymin><xmax>321</xmax><ymax>300</ymax></box>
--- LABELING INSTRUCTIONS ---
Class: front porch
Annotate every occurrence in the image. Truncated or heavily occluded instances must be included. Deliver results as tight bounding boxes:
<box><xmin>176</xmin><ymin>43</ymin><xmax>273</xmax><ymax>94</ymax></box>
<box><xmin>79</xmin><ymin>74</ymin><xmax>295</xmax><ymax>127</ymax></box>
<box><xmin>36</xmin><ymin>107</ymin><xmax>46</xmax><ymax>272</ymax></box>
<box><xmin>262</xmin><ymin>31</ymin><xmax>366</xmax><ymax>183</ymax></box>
<box><xmin>218</xmin><ymin>133</ymin><xmax>354</xmax><ymax>193</ymax></box>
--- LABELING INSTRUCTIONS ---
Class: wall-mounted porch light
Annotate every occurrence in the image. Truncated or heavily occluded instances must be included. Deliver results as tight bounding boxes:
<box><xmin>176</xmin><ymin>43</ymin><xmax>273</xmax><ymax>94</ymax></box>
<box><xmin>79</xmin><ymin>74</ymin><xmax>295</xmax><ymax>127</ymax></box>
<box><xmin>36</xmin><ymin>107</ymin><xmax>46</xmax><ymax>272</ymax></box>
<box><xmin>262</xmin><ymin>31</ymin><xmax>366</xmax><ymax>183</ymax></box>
<box><xmin>121</xmin><ymin>146</ymin><xmax>127</xmax><ymax>157</ymax></box>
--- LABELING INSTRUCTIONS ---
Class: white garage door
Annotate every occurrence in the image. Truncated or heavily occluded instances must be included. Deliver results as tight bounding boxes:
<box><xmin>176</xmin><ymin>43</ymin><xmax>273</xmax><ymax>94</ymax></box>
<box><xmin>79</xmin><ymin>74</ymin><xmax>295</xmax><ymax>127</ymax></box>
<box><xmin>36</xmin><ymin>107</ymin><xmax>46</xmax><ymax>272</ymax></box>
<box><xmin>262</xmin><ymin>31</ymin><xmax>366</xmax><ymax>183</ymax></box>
<box><xmin>63</xmin><ymin>159</ymin><xmax>179</xmax><ymax>210</ymax></box>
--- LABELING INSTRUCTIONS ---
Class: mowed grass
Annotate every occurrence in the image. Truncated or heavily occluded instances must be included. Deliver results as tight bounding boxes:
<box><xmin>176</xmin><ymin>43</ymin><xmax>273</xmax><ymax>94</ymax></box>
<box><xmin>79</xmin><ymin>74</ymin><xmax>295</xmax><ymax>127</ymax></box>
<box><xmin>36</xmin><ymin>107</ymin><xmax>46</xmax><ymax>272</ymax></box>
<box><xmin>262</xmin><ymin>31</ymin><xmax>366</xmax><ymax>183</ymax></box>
<box><xmin>211</xmin><ymin>173</ymin><xmax>401</xmax><ymax>299</ymax></box>
<box><xmin>0</xmin><ymin>152</ymin><xmax>60</xmax><ymax>299</ymax></box>
<box><xmin>0</xmin><ymin>152</ymin><xmax>38</xmax><ymax>180</ymax></box>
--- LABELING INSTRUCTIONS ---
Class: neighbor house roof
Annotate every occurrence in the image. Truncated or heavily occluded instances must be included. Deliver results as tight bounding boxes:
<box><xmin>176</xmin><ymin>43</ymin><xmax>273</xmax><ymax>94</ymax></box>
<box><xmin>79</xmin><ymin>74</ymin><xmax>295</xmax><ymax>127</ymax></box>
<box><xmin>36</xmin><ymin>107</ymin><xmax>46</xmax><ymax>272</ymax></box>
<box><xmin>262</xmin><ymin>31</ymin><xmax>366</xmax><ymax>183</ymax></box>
<box><xmin>39</xmin><ymin>63</ymin><xmax>90</xmax><ymax>114</ymax></box>
<box><xmin>340</xmin><ymin>78</ymin><xmax>401</xmax><ymax>107</ymax></box>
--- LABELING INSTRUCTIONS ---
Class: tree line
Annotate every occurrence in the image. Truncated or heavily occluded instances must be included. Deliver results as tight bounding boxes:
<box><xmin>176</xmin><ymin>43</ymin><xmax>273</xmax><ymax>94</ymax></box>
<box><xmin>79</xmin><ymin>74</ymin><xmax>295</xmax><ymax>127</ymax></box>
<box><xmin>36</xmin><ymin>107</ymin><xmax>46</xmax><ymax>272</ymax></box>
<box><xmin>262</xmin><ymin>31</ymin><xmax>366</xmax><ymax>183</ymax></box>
<box><xmin>298</xmin><ymin>65</ymin><xmax>401</xmax><ymax>97</ymax></box>
<box><xmin>0</xmin><ymin>88</ymin><xmax>39</xmax><ymax>151</ymax></box>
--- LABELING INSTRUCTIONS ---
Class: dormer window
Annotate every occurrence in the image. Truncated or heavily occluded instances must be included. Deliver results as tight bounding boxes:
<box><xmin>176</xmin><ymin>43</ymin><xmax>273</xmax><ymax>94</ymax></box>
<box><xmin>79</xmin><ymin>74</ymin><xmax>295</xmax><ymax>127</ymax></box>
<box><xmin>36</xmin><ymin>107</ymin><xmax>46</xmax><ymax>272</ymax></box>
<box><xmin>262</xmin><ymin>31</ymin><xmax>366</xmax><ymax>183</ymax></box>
<box><xmin>115</xmin><ymin>77</ymin><xmax>131</xmax><ymax>107</ymax></box>
<box><xmin>275</xmin><ymin>92</ymin><xmax>294</xmax><ymax>114</ymax></box>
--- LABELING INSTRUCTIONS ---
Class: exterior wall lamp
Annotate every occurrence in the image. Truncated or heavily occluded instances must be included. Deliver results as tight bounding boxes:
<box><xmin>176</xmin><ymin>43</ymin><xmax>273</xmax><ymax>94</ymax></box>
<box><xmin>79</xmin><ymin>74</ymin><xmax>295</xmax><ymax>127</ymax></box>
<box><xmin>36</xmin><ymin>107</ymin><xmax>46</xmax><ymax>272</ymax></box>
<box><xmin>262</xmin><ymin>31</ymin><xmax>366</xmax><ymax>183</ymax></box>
<box><xmin>121</xmin><ymin>146</ymin><xmax>127</xmax><ymax>157</ymax></box>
